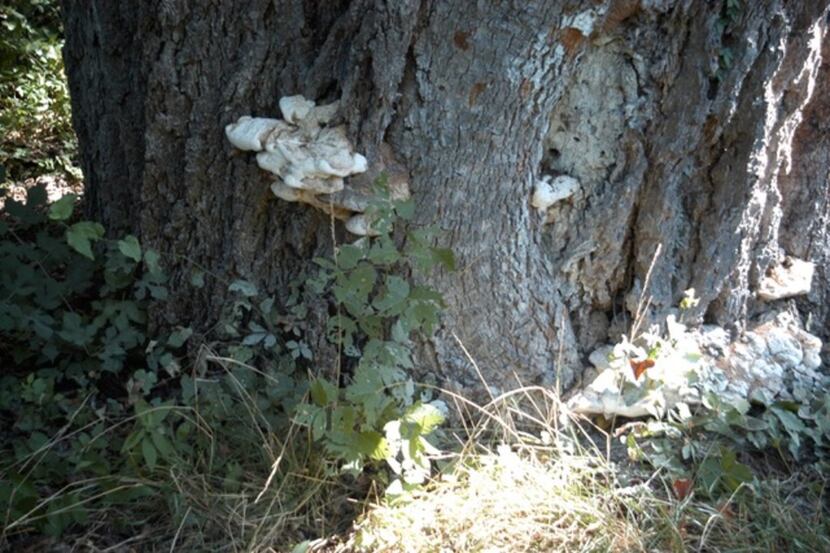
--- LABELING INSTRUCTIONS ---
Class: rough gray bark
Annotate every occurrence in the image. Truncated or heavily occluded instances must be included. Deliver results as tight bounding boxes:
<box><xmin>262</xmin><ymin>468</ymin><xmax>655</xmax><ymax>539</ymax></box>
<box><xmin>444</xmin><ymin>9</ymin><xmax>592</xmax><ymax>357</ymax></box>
<box><xmin>780</xmin><ymin>33</ymin><xmax>830</xmax><ymax>355</ymax></box>
<box><xmin>62</xmin><ymin>0</ymin><xmax>830</xmax><ymax>398</ymax></box>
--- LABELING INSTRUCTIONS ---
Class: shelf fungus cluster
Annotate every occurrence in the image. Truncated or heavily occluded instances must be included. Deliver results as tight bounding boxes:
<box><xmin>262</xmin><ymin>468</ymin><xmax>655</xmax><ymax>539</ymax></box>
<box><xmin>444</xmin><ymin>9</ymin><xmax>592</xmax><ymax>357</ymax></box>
<box><xmin>225</xmin><ymin>95</ymin><xmax>407</xmax><ymax>235</ymax></box>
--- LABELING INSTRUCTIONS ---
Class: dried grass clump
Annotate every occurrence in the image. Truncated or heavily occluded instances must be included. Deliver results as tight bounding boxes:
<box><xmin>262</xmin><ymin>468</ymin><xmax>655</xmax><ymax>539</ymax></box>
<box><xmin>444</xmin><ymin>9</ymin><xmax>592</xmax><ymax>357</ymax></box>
<box><xmin>339</xmin><ymin>386</ymin><xmax>829</xmax><ymax>553</ymax></box>
<box><xmin>352</xmin><ymin>445</ymin><xmax>648</xmax><ymax>552</ymax></box>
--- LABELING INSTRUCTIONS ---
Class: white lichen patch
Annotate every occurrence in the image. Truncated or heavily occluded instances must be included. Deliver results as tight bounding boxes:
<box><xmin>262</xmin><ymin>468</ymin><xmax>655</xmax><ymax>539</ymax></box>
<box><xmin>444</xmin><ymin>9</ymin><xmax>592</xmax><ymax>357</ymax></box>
<box><xmin>563</xmin><ymin>9</ymin><xmax>599</xmax><ymax>36</ymax></box>
<box><xmin>568</xmin><ymin>318</ymin><xmax>704</xmax><ymax>419</ymax></box>
<box><xmin>532</xmin><ymin>174</ymin><xmax>579</xmax><ymax>213</ymax></box>
<box><xmin>757</xmin><ymin>256</ymin><xmax>814</xmax><ymax>301</ymax></box>
<box><xmin>568</xmin><ymin>310</ymin><xmax>826</xmax><ymax>420</ymax></box>
<box><xmin>226</xmin><ymin>95</ymin><xmax>382</xmax><ymax>234</ymax></box>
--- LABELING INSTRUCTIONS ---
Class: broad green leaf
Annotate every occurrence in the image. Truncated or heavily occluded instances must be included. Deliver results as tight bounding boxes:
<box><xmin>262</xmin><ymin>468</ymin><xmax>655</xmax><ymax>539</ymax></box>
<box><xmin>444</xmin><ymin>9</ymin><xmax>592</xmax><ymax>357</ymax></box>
<box><xmin>48</xmin><ymin>194</ymin><xmax>76</xmax><ymax>221</ymax></box>
<box><xmin>229</xmin><ymin>279</ymin><xmax>258</xmax><ymax>297</ymax></box>
<box><xmin>57</xmin><ymin>311</ymin><xmax>92</xmax><ymax>346</ymax></box>
<box><xmin>431</xmin><ymin>247</ymin><xmax>456</xmax><ymax>271</ymax></box>
<box><xmin>117</xmin><ymin>235</ymin><xmax>142</xmax><ymax>261</ymax></box>
<box><xmin>259</xmin><ymin>296</ymin><xmax>275</xmax><ymax>315</ymax></box>
<box><xmin>141</xmin><ymin>437</ymin><xmax>158</xmax><ymax>470</ymax></box>
<box><xmin>144</xmin><ymin>250</ymin><xmax>163</xmax><ymax>275</ymax></box>
<box><xmin>310</xmin><ymin>378</ymin><xmax>338</xmax><ymax>406</ymax></box>
<box><xmin>355</xmin><ymin>431</ymin><xmax>390</xmax><ymax>460</ymax></box>
<box><xmin>66</xmin><ymin>221</ymin><xmax>104</xmax><ymax>259</ymax></box>
<box><xmin>373</xmin><ymin>275</ymin><xmax>410</xmax><ymax>313</ymax></box>
<box><xmin>148</xmin><ymin>405</ymin><xmax>172</xmax><ymax>428</ymax></box>
<box><xmin>27</xmin><ymin>184</ymin><xmax>48</xmax><ymax>208</ymax></box>
<box><xmin>337</xmin><ymin>244</ymin><xmax>364</xmax><ymax>270</ymax></box>
<box><xmin>404</xmin><ymin>402</ymin><xmax>445</xmax><ymax>435</ymax></box>
<box><xmin>242</xmin><ymin>333</ymin><xmax>265</xmax><ymax>345</ymax></box>
<box><xmin>167</xmin><ymin>326</ymin><xmax>192</xmax><ymax>348</ymax></box>
<box><xmin>190</xmin><ymin>270</ymin><xmax>205</xmax><ymax>288</ymax></box>
<box><xmin>312</xmin><ymin>410</ymin><xmax>327</xmax><ymax>441</ymax></box>
<box><xmin>313</xmin><ymin>256</ymin><xmax>337</xmax><ymax>270</ymax></box>
<box><xmin>409</xmin><ymin>286</ymin><xmax>444</xmax><ymax>303</ymax></box>
<box><xmin>122</xmin><ymin>430</ymin><xmax>144</xmax><ymax>453</ymax></box>
<box><xmin>772</xmin><ymin>406</ymin><xmax>806</xmax><ymax>434</ymax></box>
<box><xmin>368</xmin><ymin>236</ymin><xmax>400</xmax><ymax>265</ymax></box>
<box><xmin>151</xmin><ymin>431</ymin><xmax>176</xmax><ymax>460</ymax></box>
<box><xmin>394</xmin><ymin>198</ymin><xmax>415</xmax><ymax>220</ymax></box>
<box><xmin>331</xmin><ymin>405</ymin><xmax>357</xmax><ymax>435</ymax></box>
<box><xmin>347</xmin><ymin>263</ymin><xmax>377</xmax><ymax>299</ymax></box>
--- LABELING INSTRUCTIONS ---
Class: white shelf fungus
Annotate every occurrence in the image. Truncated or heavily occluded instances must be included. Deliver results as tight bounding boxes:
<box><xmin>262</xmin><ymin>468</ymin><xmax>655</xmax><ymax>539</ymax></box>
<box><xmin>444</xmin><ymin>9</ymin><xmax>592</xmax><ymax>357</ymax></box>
<box><xmin>225</xmin><ymin>116</ymin><xmax>283</xmax><ymax>151</ymax></box>
<box><xmin>278</xmin><ymin>95</ymin><xmax>315</xmax><ymax>124</ymax></box>
<box><xmin>532</xmin><ymin>174</ymin><xmax>579</xmax><ymax>213</ymax></box>
<box><xmin>226</xmin><ymin>95</ymin><xmax>389</xmax><ymax>235</ymax></box>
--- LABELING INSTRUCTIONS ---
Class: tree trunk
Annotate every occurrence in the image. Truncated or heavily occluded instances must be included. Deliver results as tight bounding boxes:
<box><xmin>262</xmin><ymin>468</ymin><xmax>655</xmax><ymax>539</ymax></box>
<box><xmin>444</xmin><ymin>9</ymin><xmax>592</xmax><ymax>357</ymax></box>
<box><xmin>62</xmin><ymin>1</ymin><xmax>830</xmax><ymax>398</ymax></box>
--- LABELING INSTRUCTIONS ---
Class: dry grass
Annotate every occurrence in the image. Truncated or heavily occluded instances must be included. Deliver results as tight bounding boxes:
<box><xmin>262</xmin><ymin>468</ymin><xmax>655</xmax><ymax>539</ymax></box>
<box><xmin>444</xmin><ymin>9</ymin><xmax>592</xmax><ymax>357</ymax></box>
<box><xmin>337</xmin><ymin>387</ymin><xmax>830</xmax><ymax>553</ymax></box>
<box><xmin>4</xmin><ymin>355</ymin><xmax>827</xmax><ymax>552</ymax></box>
<box><xmin>351</xmin><ymin>447</ymin><xmax>653</xmax><ymax>552</ymax></box>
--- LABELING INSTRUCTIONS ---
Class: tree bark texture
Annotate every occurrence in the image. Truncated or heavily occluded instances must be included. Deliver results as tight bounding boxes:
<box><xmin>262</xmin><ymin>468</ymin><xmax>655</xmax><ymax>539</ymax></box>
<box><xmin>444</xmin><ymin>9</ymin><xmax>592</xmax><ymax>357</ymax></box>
<box><xmin>62</xmin><ymin>1</ymin><xmax>830</xmax><ymax>397</ymax></box>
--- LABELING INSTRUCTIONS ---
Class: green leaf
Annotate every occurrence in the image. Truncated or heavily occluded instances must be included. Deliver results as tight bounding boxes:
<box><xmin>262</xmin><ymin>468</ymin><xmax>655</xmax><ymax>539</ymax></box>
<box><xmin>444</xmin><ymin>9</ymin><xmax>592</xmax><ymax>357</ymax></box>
<box><xmin>337</xmin><ymin>244</ymin><xmax>364</xmax><ymax>270</ymax></box>
<box><xmin>409</xmin><ymin>286</ymin><xmax>444</xmax><ymax>303</ymax></box>
<box><xmin>144</xmin><ymin>250</ymin><xmax>163</xmax><ymax>276</ymax></box>
<box><xmin>310</xmin><ymin>378</ymin><xmax>338</xmax><ymax>406</ymax></box>
<box><xmin>404</xmin><ymin>402</ymin><xmax>445</xmax><ymax>435</ymax></box>
<box><xmin>772</xmin><ymin>406</ymin><xmax>806</xmax><ymax>434</ymax></box>
<box><xmin>348</xmin><ymin>263</ymin><xmax>377</xmax><ymax>299</ymax></box>
<box><xmin>229</xmin><ymin>279</ymin><xmax>258</xmax><ymax>297</ymax></box>
<box><xmin>243</xmin><ymin>333</ymin><xmax>265</xmax><ymax>345</ymax></box>
<box><xmin>368</xmin><ymin>237</ymin><xmax>401</xmax><ymax>265</ymax></box>
<box><xmin>117</xmin><ymin>235</ymin><xmax>142</xmax><ymax>261</ymax></box>
<box><xmin>190</xmin><ymin>270</ymin><xmax>205</xmax><ymax>288</ymax></box>
<box><xmin>331</xmin><ymin>405</ymin><xmax>357</xmax><ymax>434</ymax></box>
<box><xmin>355</xmin><ymin>431</ymin><xmax>390</xmax><ymax>460</ymax></box>
<box><xmin>431</xmin><ymin>247</ymin><xmax>456</xmax><ymax>271</ymax></box>
<box><xmin>141</xmin><ymin>437</ymin><xmax>158</xmax><ymax>470</ymax></box>
<box><xmin>313</xmin><ymin>256</ymin><xmax>338</xmax><ymax>270</ymax></box>
<box><xmin>66</xmin><ymin>221</ymin><xmax>105</xmax><ymax>259</ymax></box>
<box><xmin>122</xmin><ymin>429</ymin><xmax>144</xmax><ymax>453</ymax></box>
<box><xmin>148</xmin><ymin>406</ymin><xmax>172</xmax><ymax>428</ymax></box>
<box><xmin>27</xmin><ymin>185</ymin><xmax>48</xmax><ymax>208</ymax></box>
<box><xmin>373</xmin><ymin>275</ymin><xmax>410</xmax><ymax>314</ymax></box>
<box><xmin>57</xmin><ymin>312</ymin><xmax>93</xmax><ymax>347</ymax></box>
<box><xmin>48</xmin><ymin>194</ymin><xmax>76</xmax><ymax>221</ymax></box>
<box><xmin>719</xmin><ymin>449</ymin><xmax>753</xmax><ymax>491</ymax></box>
<box><xmin>394</xmin><ymin>198</ymin><xmax>415</xmax><ymax>220</ymax></box>
<box><xmin>150</xmin><ymin>431</ymin><xmax>176</xmax><ymax>460</ymax></box>
<box><xmin>167</xmin><ymin>326</ymin><xmax>193</xmax><ymax>348</ymax></box>
<box><xmin>312</xmin><ymin>410</ymin><xmax>327</xmax><ymax>441</ymax></box>
<box><xmin>334</xmin><ymin>263</ymin><xmax>378</xmax><ymax>318</ymax></box>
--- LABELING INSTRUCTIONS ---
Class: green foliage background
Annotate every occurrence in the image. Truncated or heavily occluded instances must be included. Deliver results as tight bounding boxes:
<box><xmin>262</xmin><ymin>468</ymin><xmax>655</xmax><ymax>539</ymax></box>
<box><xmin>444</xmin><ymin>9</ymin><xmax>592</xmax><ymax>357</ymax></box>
<box><xmin>0</xmin><ymin>1</ymin><xmax>78</xmax><ymax>183</ymax></box>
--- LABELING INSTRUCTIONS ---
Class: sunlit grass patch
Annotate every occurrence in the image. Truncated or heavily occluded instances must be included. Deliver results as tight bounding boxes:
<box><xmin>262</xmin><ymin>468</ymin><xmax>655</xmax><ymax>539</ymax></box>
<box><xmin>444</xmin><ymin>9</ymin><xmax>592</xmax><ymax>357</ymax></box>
<box><xmin>343</xmin><ymin>388</ymin><xmax>830</xmax><ymax>553</ymax></box>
